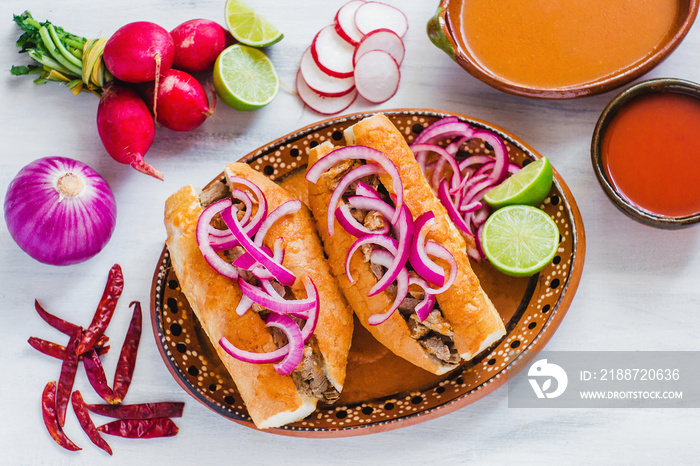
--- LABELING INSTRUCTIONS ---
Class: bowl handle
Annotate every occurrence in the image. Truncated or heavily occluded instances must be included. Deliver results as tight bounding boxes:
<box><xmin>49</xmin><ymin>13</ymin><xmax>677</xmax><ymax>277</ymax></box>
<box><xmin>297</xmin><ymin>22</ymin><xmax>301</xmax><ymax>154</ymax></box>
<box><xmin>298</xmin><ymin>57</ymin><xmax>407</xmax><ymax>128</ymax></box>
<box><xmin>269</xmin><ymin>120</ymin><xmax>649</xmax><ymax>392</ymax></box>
<box><xmin>427</xmin><ymin>5</ymin><xmax>456</xmax><ymax>60</ymax></box>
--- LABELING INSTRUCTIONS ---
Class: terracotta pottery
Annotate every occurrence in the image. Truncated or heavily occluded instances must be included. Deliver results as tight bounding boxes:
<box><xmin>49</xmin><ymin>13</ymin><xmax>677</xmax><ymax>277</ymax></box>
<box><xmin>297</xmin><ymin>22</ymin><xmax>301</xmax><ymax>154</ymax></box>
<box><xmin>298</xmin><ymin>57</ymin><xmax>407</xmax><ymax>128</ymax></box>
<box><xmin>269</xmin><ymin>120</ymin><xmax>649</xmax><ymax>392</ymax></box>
<box><xmin>427</xmin><ymin>0</ymin><xmax>698</xmax><ymax>99</ymax></box>
<box><xmin>150</xmin><ymin>109</ymin><xmax>586</xmax><ymax>437</ymax></box>
<box><xmin>591</xmin><ymin>78</ymin><xmax>700</xmax><ymax>228</ymax></box>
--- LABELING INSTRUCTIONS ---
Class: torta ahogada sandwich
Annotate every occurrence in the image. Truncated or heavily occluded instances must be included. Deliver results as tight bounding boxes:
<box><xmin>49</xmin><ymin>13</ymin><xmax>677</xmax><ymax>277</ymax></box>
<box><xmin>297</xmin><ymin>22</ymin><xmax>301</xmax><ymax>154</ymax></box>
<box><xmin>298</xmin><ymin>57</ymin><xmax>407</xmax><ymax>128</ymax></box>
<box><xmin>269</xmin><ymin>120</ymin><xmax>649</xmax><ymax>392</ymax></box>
<box><xmin>164</xmin><ymin>163</ymin><xmax>353</xmax><ymax>429</ymax></box>
<box><xmin>306</xmin><ymin>113</ymin><xmax>505</xmax><ymax>375</ymax></box>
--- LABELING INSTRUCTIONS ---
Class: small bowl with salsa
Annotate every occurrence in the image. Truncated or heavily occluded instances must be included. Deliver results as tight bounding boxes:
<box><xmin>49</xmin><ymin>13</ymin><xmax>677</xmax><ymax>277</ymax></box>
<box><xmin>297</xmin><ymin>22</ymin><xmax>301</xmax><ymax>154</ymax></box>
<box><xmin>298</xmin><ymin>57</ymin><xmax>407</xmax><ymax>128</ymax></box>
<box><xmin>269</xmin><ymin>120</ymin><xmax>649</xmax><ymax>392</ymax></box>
<box><xmin>591</xmin><ymin>78</ymin><xmax>700</xmax><ymax>228</ymax></box>
<box><xmin>427</xmin><ymin>0</ymin><xmax>698</xmax><ymax>99</ymax></box>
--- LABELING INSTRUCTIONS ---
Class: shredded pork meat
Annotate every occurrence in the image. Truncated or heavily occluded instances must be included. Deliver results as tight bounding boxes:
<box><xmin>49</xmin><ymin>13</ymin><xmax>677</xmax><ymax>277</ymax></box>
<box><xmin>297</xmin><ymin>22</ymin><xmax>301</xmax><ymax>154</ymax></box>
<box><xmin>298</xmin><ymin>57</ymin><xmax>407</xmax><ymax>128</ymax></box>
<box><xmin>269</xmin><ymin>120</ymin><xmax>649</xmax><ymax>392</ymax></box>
<box><xmin>292</xmin><ymin>346</ymin><xmax>340</xmax><ymax>404</ymax></box>
<box><xmin>408</xmin><ymin>317</ymin><xmax>431</xmax><ymax>339</ymax></box>
<box><xmin>420</xmin><ymin>336</ymin><xmax>460</xmax><ymax>364</ymax></box>
<box><xmin>264</xmin><ymin>311</ymin><xmax>339</xmax><ymax>403</ymax></box>
<box><xmin>399</xmin><ymin>297</ymin><xmax>423</xmax><ymax>314</ymax></box>
<box><xmin>198</xmin><ymin>179</ymin><xmax>230</xmax><ymax>207</ymax></box>
<box><xmin>363</xmin><ymin>210</ymin><xmax>386</xmax><ymax>231</ymax></box>
<box><xmin>370</xmin><ymin>263</ymin><xmax>384</xmax><ymax>281</ymax></box>
<box><xmin>361</xmin><ymin>243</ymin><xmax>373</xmax><ymax>263</ymax></box>
<box><xmin>327</xmin><ymin>160</ymin><xmax>356</xmax><ymax>189</ymax></box>
<box><xmin>350</xmin><ymin>207</ymin><xmax>366</xmax><ymax>223</ymax></box>
<box><xmin>420</xmin><ymin>310</ymin><xmax>454</xmax><ymax>337</ymax></box>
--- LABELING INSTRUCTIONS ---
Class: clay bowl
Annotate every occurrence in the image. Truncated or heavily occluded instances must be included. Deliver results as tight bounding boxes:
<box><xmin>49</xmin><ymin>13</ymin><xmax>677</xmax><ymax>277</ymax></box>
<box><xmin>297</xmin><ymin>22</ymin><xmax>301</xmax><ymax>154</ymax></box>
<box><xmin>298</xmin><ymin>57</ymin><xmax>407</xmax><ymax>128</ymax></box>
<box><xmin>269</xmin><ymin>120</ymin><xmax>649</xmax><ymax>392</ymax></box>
<box><xmin>591</xmin><ymin>78</ymin><xmax>700</xmax><ymax>228</ymax></box>
<box><xmin>427</xmin><ymin>0</ymin><xmax>698</xmax><ymax>99</ymax></box>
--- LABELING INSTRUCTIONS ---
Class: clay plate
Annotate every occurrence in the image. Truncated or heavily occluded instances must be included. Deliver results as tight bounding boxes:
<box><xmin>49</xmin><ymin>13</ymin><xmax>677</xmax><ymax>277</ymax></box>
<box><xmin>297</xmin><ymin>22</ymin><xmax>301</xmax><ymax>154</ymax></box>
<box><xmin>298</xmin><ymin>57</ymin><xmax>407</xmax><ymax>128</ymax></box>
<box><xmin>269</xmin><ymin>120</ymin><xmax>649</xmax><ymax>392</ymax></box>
<box><xmin>150</xmin><ymin>109</ymin><xmax>586</xmax><ymax>437</ymax></box>
<box><xmin>427</xmin><ymin>0</ymin><xmax>699</xmax><ymax>99</ymax></box>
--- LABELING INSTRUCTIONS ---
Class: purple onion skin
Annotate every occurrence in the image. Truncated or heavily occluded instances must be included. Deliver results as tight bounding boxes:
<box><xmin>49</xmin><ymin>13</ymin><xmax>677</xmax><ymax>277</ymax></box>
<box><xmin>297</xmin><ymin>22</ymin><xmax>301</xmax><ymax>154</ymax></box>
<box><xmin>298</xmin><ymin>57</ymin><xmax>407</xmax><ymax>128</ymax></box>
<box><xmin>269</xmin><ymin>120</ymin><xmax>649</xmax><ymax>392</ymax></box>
<box><xmin>4</xmin><ymin>157</ymin><xmax>117</xmax><ymax>266</ymax></box>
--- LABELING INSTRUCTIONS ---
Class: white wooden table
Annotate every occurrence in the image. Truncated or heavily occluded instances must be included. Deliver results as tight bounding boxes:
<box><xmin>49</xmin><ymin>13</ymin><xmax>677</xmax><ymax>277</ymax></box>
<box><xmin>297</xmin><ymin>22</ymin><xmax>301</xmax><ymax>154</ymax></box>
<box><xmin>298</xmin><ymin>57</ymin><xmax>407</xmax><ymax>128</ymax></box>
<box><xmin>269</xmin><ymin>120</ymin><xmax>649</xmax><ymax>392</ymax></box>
<box><xmin>2</xmin><ymin>1</ymin><xmax>699</xmax><ymax>464</ymax></box>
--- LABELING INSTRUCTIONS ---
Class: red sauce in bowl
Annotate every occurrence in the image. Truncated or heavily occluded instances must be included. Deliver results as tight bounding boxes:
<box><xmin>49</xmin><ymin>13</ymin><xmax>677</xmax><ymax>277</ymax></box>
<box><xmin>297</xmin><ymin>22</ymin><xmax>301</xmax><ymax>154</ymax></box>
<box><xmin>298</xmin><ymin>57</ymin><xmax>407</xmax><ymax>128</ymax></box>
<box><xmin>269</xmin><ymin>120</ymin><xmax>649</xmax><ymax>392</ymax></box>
<box><xmin>602</xmin><ymin>91</ymin><xmax>700</xmax><ymax>218</ymax></box>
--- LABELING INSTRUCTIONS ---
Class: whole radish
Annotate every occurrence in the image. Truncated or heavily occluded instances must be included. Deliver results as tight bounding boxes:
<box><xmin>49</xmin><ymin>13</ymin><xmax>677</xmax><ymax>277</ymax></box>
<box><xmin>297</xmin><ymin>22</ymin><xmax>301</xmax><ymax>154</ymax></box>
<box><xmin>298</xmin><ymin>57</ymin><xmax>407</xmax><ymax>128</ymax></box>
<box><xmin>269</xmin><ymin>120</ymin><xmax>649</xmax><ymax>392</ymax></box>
<box><xmin>97</xmin><ymin>82</ymin><xmax>162</xmax><ymax>180</ymax></box>
<box><xmin>171</xmin><ymin>19</ymin><xmax>229</xmax><ymax>73</ymax></box>
<box><xmin>142</xmin><ymin>69</ymin><xmax>215</xmax><ymax>131</ymax></box>
<box><xmin>103</xmin><ymin>21</ymin><xmax>174</xmax><ymax>83</ymax></box>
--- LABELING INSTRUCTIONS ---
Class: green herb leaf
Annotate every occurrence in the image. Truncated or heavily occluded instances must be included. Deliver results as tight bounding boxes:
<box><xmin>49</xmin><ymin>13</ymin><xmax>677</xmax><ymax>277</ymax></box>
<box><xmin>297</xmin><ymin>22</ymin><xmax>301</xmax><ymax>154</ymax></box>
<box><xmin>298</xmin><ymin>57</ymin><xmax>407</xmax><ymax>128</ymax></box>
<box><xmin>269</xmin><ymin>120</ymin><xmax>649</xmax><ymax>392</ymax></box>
<box><xmin>10</xmin><ymin>64</ymin><xmax>41</xmax><ymax>76</ymax></box>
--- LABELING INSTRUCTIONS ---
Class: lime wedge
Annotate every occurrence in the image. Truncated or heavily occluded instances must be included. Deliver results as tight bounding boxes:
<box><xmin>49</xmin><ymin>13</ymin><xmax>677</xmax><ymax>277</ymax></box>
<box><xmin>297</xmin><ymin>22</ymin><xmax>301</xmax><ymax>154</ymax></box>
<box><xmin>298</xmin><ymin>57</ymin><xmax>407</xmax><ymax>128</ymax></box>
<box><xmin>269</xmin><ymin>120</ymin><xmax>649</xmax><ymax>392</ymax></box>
<box><xmin>225</xmin><ymin>0</ymin><xmax>284</xmax><ymax>47</ymax></box>
<box><xmin>213</xmin><ymin>44</ymin><xmax>279</xmax><ymax>111</ymax></box>
<box><xmin>484</xmin><ymin>157</ymin><xmax>553</xmax><ymax>210</ymax></box>
<box><xmin>481</xmin><ymin>205</ymin><xmax>559</xmax><ymax>277</ymax></box>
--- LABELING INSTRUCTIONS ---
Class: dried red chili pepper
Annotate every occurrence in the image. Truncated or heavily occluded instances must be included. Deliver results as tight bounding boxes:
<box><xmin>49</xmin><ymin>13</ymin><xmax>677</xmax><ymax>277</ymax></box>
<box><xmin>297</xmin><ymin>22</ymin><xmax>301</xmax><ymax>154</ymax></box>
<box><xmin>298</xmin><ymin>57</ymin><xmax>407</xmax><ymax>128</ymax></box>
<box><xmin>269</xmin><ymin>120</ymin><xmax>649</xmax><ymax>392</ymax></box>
<box><xmin>76</xmin><ymin>264</ymin><xmax>124</xmax><ymax>355</ymax></box>
<box><xmin>97</xmin><ymin>418</ymin><xmax>179</xmax><ymax>438</ymax></box>
<box><xmin>34</xmin><ymin>300</ymin><xmax>81</xmax><ymax>335</ymax></box>
<box><xmin>42</xmin><ymin>381</ymin><xmax>81</xmax><ymax>451</ymax></box>
<box><xmin>83</xmin><ymin>349</ymin><xmax>116</xmax><ymax>404</ymax></box>
<box><xmin>111</xmin><ymin>301</ymin><xmax>142</xmax><ymax>403</ymax></box>
<box><xmin>71</xmin><ymin>391</ymin><xmax>113</xmax><ymax>456</ymax></box>
<box><xmin>86</xmin><ymin>402</ymin><xmax>185</xmax><ymax>420</ymax></box>
<box><xmin>56</xmin><ymin>330</ymin><xmax>81</xmax><ymax>427</ymax></box>
<box><xmin>29</xmin><ymin>337</ymin><xmax>69</xmax><ymax>359</ymax></box>
<box><xmin>28</xmin><ymin>337</ymin><xmax>110</xmax><ymax>360</ymax></box>
<box><xmin>33</xmin><ymin>301</ymin><xmax>110</xmax><ymax>347</ymax></box>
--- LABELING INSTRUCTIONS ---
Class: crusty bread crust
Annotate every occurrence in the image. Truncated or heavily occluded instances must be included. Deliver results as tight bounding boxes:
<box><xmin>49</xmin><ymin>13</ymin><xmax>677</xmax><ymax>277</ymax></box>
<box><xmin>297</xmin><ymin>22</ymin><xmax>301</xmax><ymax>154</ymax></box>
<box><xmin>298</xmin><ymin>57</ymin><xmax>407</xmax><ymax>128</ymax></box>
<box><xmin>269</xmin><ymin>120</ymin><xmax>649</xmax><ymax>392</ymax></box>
<box><xmin>164</xmin><ymin>165</ymin><xmax>353</xmax><ymax>428</ymax></box>
<box><xmin>224</xmin><ymin>163</ymin><xmax>354</xmax><ymax>390</ymax></box>
<box><xmin>349</xmin><ymin>114</ymin><xmax>506</xmax><ymax>359</ymax></box>
<box><xmin>308</xmin><ymin>142</ymin><xmax>454</xmax><ymax>375</ymax></box>
<box><xmin>164</xmin><ymin>185</ymin><xmax>313</xmax><ymax>428</ymax></box>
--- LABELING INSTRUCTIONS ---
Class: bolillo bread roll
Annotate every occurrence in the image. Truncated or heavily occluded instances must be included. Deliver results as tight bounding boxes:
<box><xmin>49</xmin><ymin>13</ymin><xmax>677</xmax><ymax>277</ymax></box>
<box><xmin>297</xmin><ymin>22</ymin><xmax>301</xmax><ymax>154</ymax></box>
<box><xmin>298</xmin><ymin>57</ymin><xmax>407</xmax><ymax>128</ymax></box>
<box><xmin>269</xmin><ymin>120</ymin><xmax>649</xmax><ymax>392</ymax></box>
<box><xmin>164</xmin><ymin>163</ymin><xmax>353</xmax><ymax>429</ymax></box>
<box><xmin>307</xmin><ymin>114</ymin><xmax>506</xmax><ymax>375</ymax></box>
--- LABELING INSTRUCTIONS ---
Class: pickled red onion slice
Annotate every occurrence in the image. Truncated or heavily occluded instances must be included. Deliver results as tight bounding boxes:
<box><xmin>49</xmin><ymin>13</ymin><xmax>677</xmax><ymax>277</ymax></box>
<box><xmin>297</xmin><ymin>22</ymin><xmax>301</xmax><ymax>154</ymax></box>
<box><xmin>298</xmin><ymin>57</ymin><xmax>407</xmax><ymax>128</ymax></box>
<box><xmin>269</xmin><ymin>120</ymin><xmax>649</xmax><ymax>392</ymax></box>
<box><xmin>407</xmin><ymin>212</ymin><xmax>445</xmax><ymax>286</ymax></box>
<box><xmin>306</xmin><ymin>145</ymin><xmax>404</xmax><ymax>225</ymax></box>
<box><xmin>196</xmin><ymin>199</ymin><xmax>239</xmax><ymax>280</ymax></box>
<box><xmin>366</xmin><ymin>249</ymin><xmax>409</xmax><ymax>326</ymax></box>
<box><xmin>220</xmin><ymin>205</ymin><xmax>296</xmax><ymax>286</ymax></box>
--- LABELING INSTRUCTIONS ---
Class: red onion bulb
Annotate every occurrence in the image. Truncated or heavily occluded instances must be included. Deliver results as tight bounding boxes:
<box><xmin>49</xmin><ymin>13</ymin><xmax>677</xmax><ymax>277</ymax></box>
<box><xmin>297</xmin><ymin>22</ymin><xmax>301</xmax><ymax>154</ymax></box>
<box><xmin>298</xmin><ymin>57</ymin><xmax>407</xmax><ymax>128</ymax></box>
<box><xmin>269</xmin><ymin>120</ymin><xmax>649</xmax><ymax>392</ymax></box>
<box><xmin>4</xmin><ymin>157</ymin><xmax>117</xmax><ymax>266</ymax></box>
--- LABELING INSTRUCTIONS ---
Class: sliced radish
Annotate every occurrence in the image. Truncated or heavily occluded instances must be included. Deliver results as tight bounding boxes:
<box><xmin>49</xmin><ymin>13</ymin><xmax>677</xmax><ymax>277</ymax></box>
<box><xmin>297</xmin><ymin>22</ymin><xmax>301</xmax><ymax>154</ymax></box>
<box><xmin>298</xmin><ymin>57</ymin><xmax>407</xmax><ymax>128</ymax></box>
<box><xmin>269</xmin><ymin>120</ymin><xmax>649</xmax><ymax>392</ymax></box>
<box><xmin>300</xmin><ymin>47</ymin><xmax>355</xmax><ymax>97</ymax></box>
<box><xmin>354</xmin><ymin>2</ymin><xmax>409</xmax><ymax>38</ymax></box>
<box><xmin>295</xmin><ymin>3</ymin><xmax>408</xmax><ymax>112</ymax></box>
<box><xmin>310</xmin><ymin>25</ymin><xmax>355</xmax><ymax>79</ymax></box>
<box><xmin>296</xmin><ymin>69</ymin><xmax>358</xmax><ymax>115</ymax></box>
<box><xmin>354</xmin><ymin>50</ymin><xmax>400</xmax><ymax>104</ymax></box>
<box><xmin>353</xmin><ymin>28</ymin><xmax>405</xmax><ymax>66</ymax></box>
<box><xmin>334</xmin><ymin>0</ymin><xmax>366</xmax><ymax>45</ymax></box>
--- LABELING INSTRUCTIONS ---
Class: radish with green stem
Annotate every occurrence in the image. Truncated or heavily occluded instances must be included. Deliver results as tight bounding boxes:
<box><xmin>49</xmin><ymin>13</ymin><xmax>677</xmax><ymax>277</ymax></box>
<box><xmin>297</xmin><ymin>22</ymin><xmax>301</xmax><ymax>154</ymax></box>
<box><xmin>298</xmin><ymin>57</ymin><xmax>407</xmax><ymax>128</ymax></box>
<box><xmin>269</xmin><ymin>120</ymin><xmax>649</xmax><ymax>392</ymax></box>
<box><xmin>11</xmin><ymin>13</ymin><xmax>175</xmax><ymax>92</ymax></box>
<box><xmin>97</xmin><ymin>82</ymin><xmax>162</xmax><ymax>180</ymax></box>
<box><xmin>103</xmin><ymin>21</ymin><xmax>174</xmax><ymax>83</ymax></box>
<box><xmin>141</xmin><ymin>69</ymin><xmax>215</xmax><ymax>132</ymax></box>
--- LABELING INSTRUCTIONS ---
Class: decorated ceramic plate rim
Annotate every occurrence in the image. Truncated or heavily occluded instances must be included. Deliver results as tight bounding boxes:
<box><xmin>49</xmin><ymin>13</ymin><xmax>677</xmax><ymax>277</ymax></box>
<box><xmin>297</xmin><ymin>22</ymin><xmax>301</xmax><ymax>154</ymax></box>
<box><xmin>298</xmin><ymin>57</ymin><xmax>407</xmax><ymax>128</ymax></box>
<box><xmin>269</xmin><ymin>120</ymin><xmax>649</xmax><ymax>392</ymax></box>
<box><xmin>150</xmin><ymin>109</ymin><xmax>586</xmax><ymax>437</ymax></box>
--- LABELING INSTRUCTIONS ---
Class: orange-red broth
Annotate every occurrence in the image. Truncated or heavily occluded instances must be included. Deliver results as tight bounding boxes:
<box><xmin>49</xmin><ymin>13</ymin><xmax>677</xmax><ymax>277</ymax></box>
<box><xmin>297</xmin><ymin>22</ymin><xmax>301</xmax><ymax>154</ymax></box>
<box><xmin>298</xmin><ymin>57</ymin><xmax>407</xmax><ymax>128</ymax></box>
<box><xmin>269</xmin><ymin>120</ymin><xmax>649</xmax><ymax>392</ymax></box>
<box><xmin>456</xmin><ymin>0</ymin><xmax>680</xmax><ymax>89</ymax></box>
<box><xmin>602</xmin><ymin>91</ymin><xmax>700</xmax><ymax>218</ymax></box>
